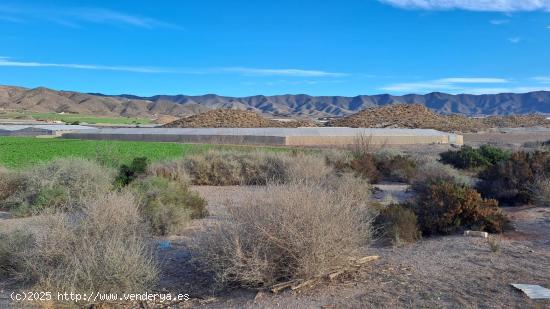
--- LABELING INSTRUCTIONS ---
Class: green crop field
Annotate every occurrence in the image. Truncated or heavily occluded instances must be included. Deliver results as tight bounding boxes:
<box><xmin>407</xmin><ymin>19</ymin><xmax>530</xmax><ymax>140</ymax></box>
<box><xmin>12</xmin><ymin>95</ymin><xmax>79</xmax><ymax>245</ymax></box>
<box><xmin>0</xmin><ymin>111</ymin><xmax>152</xmax><ymax>125</ymax></box>
<box><xmin>0</xmin><ymin>137</ymin><xmax>289</xmax><ymax>168</ymax></box>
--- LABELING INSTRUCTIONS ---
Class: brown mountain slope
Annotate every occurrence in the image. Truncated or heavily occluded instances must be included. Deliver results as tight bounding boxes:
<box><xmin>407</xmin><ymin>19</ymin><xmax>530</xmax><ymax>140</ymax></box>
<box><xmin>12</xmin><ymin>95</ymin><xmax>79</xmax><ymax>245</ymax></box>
<box><xmin>4</xmin><ymin>85</ymin><xmax>550</xmax><ymax>119</ymax></box>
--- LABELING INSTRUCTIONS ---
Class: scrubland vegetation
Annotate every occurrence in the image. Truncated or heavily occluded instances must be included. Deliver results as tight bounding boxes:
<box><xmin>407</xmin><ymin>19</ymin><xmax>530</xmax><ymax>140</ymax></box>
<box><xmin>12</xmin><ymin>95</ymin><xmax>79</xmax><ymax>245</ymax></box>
<box><xmin>1</xmin><ymin>139</ymin><xmax>549</xmax><ymax>306</ymax></box>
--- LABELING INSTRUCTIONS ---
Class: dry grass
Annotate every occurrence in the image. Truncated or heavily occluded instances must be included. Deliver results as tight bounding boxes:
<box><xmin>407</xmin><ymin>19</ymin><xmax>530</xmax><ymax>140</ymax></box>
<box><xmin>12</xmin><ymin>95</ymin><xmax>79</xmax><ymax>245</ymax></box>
<box><xmin>0</xmin><ymin>166</ymin><xmax>21</xmax><ymax>202</ymax></box>
<box><xmin>4</xmin><ymin>191</ymin><xmax>158</xmax><ymax>296</ymax></box>
<box><xmin>411</xmin><ymin>160</ymin><xmax>472</xmax><ymax>190</ymax></box>
<box><xmin>1</xmin><ymin>158</ymin><xmax>114</xmax><ymax>215</ymax></box>
<box><xmin>192</xmin><ymin>179</ymin><xmax>373</xmax><ymax>288</ymax></box>
<box><xmin>374</xmin><ymin>204</ymin><xmax>421</xmax><ymax>246</ymax></box>
<box><xmin>487</xmin><ymin>236</ymin><xmax>501</xmax><ymax>253</ymax></box>
<box><xmin>148</xmin><ymin>159</ymin><xmax>191</xmax><ymax>186</ymax></box>
<box><xmin>130</xmin><ymin>176</ymin><xmax>208</xmax><ymax>236</ymax></box>
<box><xmin>175</xmin><ymin>150</ymin><xmax>333</xmax><ymax>186</ymax></box>
<box><xmin>530</xmin><ymin>176</ymin><xmax>550</xmax><ymax>207</ymax></box>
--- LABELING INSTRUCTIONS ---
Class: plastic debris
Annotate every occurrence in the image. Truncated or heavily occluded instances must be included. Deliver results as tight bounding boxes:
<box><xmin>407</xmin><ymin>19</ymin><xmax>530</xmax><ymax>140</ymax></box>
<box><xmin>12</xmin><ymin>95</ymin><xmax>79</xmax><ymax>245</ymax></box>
<box><xmin>511</xmin><ymin>284</ymin><xmax>550</xmax><ymax>299</ymax></box>
<box><xmin>158</xmin><ymin>240</ymin><xmax>172</xmax><ymax>250</ymax></box>
<box><xmin>464</xmin><ymin>230</ymin><xmax>488</xmax><ymax>238</ymax></box>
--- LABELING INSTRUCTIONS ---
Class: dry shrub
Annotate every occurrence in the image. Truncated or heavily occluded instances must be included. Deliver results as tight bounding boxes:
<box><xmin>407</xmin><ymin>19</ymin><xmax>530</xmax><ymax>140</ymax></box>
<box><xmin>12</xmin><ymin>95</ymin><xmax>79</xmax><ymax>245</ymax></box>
<box><xmin>374</xmin><ymin>151</ymin><xmax>418</xmax><ymax>183</ymax></box>
<box><xmin>283</xmin><ymin>153</ymin><xmax>333</xmax><ymax>183</ymax></box>
<box><xmin>411</xmin><ymin>181</ymin><xmax>508</xmax><ymax>235</ymax></box>
<box><xmin>0</xmin><ymin>231</ymin><xmax>32</xmax><ymax>278</ymax></box>
<box><xmin>374</xmin><ymin>204</ymin><xmax>420</xmax><ymax>245</ymax></box>
<box><xmin>530</xmin><ymin>176</ymin><xmax>550</xmax><ymax>207</ymax></box>
<box><xmin>12</xmin><ymin>191</ymin><xmax>158</xmax><ymax>295</ymax></box>
<box><xmin>184</xmin><ymin>151</ymin><xmax>283</xmax><ymax>185</ymax></box>
<box><xmin>411</xmin><ymin>160</ymin><xmax>472</xmax><ymax>192</ymax></box>
<box><xmin>148</xmin><ymin>160</ymin><xmax>191</xmax><ymax>186</ymax></box>
<box><xmin>487</xmin><ymin>236</ymin><xmax>501</xmax><ymax>253</ymax></box>
<box><xmin>181</xmin><ymin>151</ymin><xmax>332</xmax><ymax>186</ymax></box>
<box><xmin>192</xmin><ymin>180</ymin><xmax>373</xmax><ymax>288</ymax></box>
<box><xmin>1</xmin><ymin>158</ymin><xmax>114</xmax><ymax>215</ymax></box>
<box><xmin>0</xmin><ymin>167</ymin><xmax>22</xmax><ymax>203</ymax></box>
<box><xmin>131</xmin><ymin>176</ymin><xmax>207</xmax><ymax>235</ymax></box>
<box><xmin>349</xmin><ymin>153</ymin><xmax>380</xmax><ymax>183</ymax></box>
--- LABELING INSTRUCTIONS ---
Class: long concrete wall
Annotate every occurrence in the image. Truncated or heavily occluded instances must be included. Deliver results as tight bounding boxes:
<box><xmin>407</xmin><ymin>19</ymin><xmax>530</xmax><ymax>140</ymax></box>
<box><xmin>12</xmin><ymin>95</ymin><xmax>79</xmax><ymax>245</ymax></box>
<box><xmin>64</xmin><ymin>133</ymin><xmax>286</xmax><ymax>145</ymax></box>
<box><xmin>63</xmin><ymin>128</ymin><xmax>464</xmax><ymax>146</ymax></box>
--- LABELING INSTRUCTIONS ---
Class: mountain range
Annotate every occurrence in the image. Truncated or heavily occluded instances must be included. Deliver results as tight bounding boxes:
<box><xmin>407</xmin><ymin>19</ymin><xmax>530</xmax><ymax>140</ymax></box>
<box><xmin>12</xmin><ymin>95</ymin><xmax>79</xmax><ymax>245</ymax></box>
<box><xmin>2</xmin><ymin>85</ymin><xmax>550</xmax><ymax>118</ymax></box>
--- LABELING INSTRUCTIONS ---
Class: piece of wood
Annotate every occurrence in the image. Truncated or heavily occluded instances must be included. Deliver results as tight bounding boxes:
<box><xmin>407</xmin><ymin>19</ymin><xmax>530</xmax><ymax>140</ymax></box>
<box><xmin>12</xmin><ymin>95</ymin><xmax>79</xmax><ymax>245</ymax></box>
<box><xmin>271</xmin><ymin>281</ymin><xmax>297</xmax><ymax>293</ymax></box>
<box><xmin>328</xmin><ymin>270</ymin><xmax>346</xmax><ymax>280</ymax></box>
<box><xmin>291</xmin><ymin>279</ymin><xmax>316</xmax><ymax>290</ymax></box>
<box><xmin>356</xmin><ymin>255</ymin><xmax>380</xmax><ymax>264</ymax></box>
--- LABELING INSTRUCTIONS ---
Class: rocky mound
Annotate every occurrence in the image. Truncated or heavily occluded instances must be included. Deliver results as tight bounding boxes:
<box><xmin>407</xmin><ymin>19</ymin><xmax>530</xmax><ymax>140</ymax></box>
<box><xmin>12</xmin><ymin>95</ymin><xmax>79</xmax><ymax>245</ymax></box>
<box><xmin>327</xmin><ymin>104</ymin><xmax>486</xmax><ymax>132</ymax></box>
<box><xmin>162</xmin><ymin>109</ymin><xmax>315</xmax><ymax>128</ymax></box>
<box><xmin>481</xmin><ymin>115</ymin><xmax>550</xmax><ymax>128</ymax></box>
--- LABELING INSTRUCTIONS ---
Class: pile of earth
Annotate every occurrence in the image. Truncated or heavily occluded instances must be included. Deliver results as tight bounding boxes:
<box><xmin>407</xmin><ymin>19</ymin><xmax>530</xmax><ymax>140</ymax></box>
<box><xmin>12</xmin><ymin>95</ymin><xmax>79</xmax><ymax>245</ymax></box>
<box><xmin>162</xmin><ymin>109</ymin><xmax>315</xmax><ymax>128</ymax></box>
<box><xmin>326</xmin><ymin>104</ymin><xmax>550</xmax><ymax>132</ymax></box>
<box><xmin>327</xmin><ymin>104</ymin><xmax>487</xmax><ymax>132</ymax></box>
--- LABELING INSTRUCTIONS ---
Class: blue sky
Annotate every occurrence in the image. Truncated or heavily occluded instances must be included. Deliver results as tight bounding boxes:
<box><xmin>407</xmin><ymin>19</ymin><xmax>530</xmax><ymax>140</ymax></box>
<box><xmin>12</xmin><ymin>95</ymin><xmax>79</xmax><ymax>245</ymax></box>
<box><xmin>1</xmin><ymin>0</ymin><xmax>550</xmax><ymax>96</ymax></box>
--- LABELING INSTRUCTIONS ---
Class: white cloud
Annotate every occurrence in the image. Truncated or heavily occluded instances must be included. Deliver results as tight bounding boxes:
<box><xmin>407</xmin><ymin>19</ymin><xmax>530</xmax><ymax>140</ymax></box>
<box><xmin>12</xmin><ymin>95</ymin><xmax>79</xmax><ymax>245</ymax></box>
<box><xmin>0</xmin><ymin>57</ymin><xmax>345</xmax><ymax>78</ymax></box>
<box><xmin>0</xmin><ymin>4</ymin><xmax>180</xmax><ymax>29</ymax></box>
<box><xmin>63</xmin><ymin>8</ymin><xmax>180</xmax><ymax>29</ymax></box>
<box><xmin>0</xmin><ymin>58</ymin><xmax>167</xmax><ymax>73</ymax></box>
<box><xmin>437</xmin><ymin>77</ymin><xmax>509</xmax><ymax>84</ymax></box>
<box><xmin>460</xmin><ymin>86</ymin><xmax>550</xmax><ymax>94</ymax></box>
<box><xmin>381</xmin><ymin>77</ymin><xmax>510</xmax><ymax>93</ymax></box>
<box><xmin>378</xmin><ymin>0</ymin><xmax>550</xmax><ymax>12</ymax></box>
<box><xmin>219</xmin><ymin>67</ymin><xmax>346</xmax><ymax>77</ymax></box>
<box><xmin>533</xmin><ymin>76</ymin><xmax>550</xmax><ymax>84</ymax></box>
<box><xmin>490</xmin><ymin>19</ymin><xmax>510</xmax><ymax>25</ymax></box>
<box><xmin>381</xmin><ymin>76</ymin><xmax>550</xmax><ymax>94</ymax></box>
<box><xmin>508</xmin><ymin>37</ymin><xmax>522</xmax><ymax>43</ymax></box>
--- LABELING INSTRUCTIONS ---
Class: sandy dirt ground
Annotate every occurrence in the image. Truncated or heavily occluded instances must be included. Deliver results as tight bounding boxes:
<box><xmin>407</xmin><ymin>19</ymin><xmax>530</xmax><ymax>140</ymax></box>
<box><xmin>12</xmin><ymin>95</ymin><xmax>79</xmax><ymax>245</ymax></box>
<box><xmin>1</xmin><ymin>185</ymin><xmax>549</xmax><ymax>309</ymax></box>
<box><xmin>150</xmin><ymin>186</ymin><xmax>550</xmax><ymax>309</ymax></box>
<box><xmin>464</xmin><ymin>128</ymin><xmax>550</xmax><ymax>148</ymax></box>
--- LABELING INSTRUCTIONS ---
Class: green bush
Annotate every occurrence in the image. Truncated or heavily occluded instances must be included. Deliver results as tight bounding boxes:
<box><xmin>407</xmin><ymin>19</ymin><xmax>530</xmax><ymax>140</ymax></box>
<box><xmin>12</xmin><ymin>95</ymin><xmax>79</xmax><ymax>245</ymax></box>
<box><xmin>478</xmin><ymin>144</ymin><xmax>511</xmax><ymax>165</ymax></box>
<box><xmin>0</xmin><ymin>158</ymin><xmax>114</xmax><ymax>216</ymax></box>
<box><xmin>374</xmin><ymin>204</ymin><xmax>421</xmax><ymax>245</ymax></box>
<box><xmin>478</xmin><ymin>151</ymin><xmax>550</xmax><ymax>204</ymax></box>
<box><xmin>411</xmin><ymin>181</ymin><xmax>508</xmax><ymax>235</ymax></box>
<box><xmin>115</xmin><ymin>157</ymin><xmax>149</xmax><ymax>187</ymax></box>
<box><xmin>440</xmin><ymin>145</ymin><xmax>510</xmax><ymax>170</ymax></box>
<box><xmin>131</xmin><ymin>177</ymin><xmax>207</xmax><ymax>236</ymax></box>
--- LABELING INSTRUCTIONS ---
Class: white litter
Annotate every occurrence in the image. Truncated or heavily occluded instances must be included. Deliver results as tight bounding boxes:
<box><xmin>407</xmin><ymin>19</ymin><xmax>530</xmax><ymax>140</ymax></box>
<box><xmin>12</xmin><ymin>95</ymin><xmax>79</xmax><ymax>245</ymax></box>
<box><xmin>464</xmin><ymin>230</ymin><xmax>489</xmax><ymax>238</ymax></box>
<box><xmin>511</xmin><ymin>284</ymin><xmax>550</xmax><ymax>299</ymax></box>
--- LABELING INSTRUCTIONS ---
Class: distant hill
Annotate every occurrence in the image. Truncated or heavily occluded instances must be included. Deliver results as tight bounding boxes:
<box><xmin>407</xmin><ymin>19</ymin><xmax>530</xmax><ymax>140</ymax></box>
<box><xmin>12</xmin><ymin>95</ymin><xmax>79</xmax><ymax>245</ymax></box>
<box><xmin>2</xmin><ymin>85</ymin><xmax>550</xmax><ymax>118</ymax></box>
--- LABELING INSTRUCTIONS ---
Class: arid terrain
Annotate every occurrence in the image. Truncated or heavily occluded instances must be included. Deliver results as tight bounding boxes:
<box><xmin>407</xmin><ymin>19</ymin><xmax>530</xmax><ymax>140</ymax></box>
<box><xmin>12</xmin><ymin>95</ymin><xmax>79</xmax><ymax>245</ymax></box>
<box><xmin>2</xmin><ymin>185</ymin><xmax>549</xmax><ymax>308</ymax></box>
